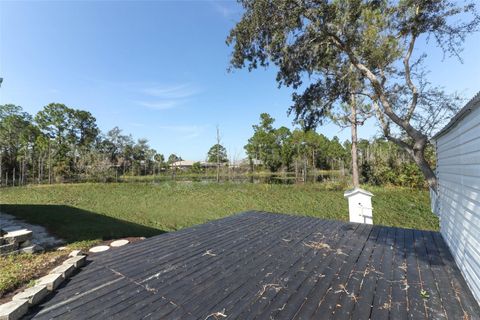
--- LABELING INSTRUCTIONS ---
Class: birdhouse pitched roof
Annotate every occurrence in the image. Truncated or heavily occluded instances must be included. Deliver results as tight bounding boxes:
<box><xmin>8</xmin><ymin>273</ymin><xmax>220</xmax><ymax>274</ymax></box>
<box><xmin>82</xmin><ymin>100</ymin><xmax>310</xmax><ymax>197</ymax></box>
<box><xmin>343</xmin><ymin>188</ymin><xmax>373</xmax><ymax>198</ymax></box>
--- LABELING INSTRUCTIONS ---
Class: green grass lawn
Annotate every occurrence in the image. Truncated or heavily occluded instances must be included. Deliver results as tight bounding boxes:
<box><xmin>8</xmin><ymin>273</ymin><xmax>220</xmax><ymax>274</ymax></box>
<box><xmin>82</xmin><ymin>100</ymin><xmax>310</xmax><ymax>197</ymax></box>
<box><xmin>0</xmin><ymin>182</ymin><xmax>437</xmax><ymax>297</ymax></box>
<box><xmin>0</xmin><ymin>182</ymin><xmax>438</xmax><ymax>244</ymax></box>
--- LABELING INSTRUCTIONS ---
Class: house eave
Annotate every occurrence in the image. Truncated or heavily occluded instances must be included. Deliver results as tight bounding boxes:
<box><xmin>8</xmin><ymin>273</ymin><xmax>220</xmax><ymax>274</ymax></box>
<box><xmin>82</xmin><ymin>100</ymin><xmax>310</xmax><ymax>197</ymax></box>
<box><xmin>431</xmin><ymin>91</ymin><xmax>480</xmax><ymax>141</ymax></box>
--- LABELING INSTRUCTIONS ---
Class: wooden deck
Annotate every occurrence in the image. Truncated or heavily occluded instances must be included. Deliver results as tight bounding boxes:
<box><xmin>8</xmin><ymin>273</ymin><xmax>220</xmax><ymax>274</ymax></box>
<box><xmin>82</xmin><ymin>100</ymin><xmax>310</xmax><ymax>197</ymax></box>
<box><xmin>27</xmin><ymin>211</ymin><xmax>480</xmax><ymax>319</ymax></box>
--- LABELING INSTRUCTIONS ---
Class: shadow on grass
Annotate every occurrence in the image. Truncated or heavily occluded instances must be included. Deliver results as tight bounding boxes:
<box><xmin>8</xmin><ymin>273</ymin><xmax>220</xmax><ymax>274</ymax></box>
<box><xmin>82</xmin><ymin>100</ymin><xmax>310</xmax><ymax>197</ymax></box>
<box><xmin>0</xmin><ymin>204</ymin><xmax>165</xmax><ymax>243</ymax></box>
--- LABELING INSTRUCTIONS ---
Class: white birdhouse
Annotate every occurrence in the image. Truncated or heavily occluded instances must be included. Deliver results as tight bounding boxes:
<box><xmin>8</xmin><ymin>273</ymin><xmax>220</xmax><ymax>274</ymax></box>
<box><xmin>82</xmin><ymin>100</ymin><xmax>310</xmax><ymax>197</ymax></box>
<box><xmin>344</xmin><ymin>188</ymin><xmax>374</xmax><ymax>224</ymax></box>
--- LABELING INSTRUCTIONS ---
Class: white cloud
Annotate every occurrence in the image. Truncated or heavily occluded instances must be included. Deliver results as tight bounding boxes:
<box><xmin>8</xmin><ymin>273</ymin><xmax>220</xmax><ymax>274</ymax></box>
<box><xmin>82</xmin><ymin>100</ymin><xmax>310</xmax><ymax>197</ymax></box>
<box><xmin>135</xmin><ymin>100</ymin><xmax>181</xmax><ymax>110</ymax></box>
<box><xmin>81</xmin><ymin>78</ymin><xmax>201</xmax><ymax>111</ymax></box>
<box><xmin>141</xmin><ymin>84</ymin><xmax>199</xmax><ymax>99</ymax></box>
<box><xmin>135</xmin><ymin>83</ymin><xmax>201</xmax><ymax>111</ymax></box>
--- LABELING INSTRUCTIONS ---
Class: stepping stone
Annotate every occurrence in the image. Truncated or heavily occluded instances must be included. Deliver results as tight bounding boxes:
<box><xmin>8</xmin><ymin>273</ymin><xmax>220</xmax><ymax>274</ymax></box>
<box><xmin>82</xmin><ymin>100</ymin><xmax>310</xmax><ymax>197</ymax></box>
<box><xmin>0</xmin><ymin>242</ymin><xmax>17</xmax><ymax>254</ymax></box>
<box><xmin>0</xmin><ymin>299</ymin><xmax>29</xmax><ymax>320</ymax></box>
<box><xmin>69</xmin><ymin>249</ymin><xmax>84</xmax><ymax>257</ymax></box>
<box><xmin>4</xmin><ymin>230</ymin><xmax>32</xmax><ymax>244</ymax></box>
<box><xmin>36</xmin><ymin>273</ymin><xmax>63</xmax><ymax>291</ymax></box>
<box><xmin>50</xmin><ymin>263</ymin><xmax>75</xmax><ymax>279</ymax></box>
<box><xmin>20</xmin><ymin>244</ymin><xmax>44</xmax><ymax>254</ymax></box>
<box><xmin>2</xmin><ymin>226</ymin><xmax>22</xmax><ymax>232</ymax></box>
<box><xmin>19</xmin><ymin>240</ymin><xmax>32</xmax><ymax>247</ymax></box>
<box><xmin>63</xmin><ymin>255</ymin><xmax>87</xmax><ymax>268</ymax></box>
<box><xmin>12</xmin><ymin>285</ymin><xmax>48</xmax><ymax>306</ymax></box>
<box><xmin>89</xmin><ymin>245</ymin><xmax>110</xmax><ymax>253</ymax></box>
<box><xmin>110</xmin><ymin>239</ymin><xmax>129</xmax><ymax>247</ymax></box>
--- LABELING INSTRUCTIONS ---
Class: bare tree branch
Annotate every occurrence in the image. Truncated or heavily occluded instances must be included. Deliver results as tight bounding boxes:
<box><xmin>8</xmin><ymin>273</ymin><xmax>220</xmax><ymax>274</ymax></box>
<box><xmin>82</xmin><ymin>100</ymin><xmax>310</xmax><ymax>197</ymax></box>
<box><xmin>404</xmin><ymin>34</ymin><xmax>419</xmax><ymax>122</ymax></box>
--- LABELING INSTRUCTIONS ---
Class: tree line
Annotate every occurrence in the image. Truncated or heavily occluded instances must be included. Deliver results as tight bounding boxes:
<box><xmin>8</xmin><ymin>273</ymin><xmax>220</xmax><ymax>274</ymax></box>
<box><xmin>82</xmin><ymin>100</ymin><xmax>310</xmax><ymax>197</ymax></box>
<box><xmin>0</xmin><ymin>103</ymin><xmax>432</xmax><ymax>188</ymax></box>
<box><xmin>0</xmin><ymin>103</ymin><xmax>177</xmax><ymax>185</ymax></box>
<box><xmin>244</xmin><ymin>113</ymin><xmax>432</xmax><ymax>188</ymax></box>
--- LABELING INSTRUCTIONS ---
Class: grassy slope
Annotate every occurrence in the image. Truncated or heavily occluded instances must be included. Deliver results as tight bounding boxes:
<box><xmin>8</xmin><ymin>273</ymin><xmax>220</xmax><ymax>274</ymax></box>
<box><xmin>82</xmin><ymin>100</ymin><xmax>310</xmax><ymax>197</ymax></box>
<box><xmin>0</xmin><ymin>183</ymin><xmax>438</xmax><ymax>244</ymax></box>
<box><xmin>0</xmin><ymin>182</ymin><xmax>437</xmax><ymax>296</ymax></box>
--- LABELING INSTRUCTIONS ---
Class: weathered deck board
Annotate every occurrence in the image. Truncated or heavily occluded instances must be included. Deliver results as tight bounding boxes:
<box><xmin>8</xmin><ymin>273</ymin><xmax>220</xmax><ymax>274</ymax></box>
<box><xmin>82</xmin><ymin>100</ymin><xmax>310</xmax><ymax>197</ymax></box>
<box><xmin>230</xmin><ymin>220</ymin><xmax>350</xmax><ymax>319</ymax></box>
<box><xmin>389</xmin><ymin>227</ymin><xmax>408</xmax><ymax>320</ymax></box>
<box><xmin>27</xmin><ymin>211</ymin><xmax>480</xmax><ymax>320</ymax></box>
<box><xmin>350</xmin><ymin>226</ymin><xmax>389</xmax><ymax>319</ymax></box>
<box><xmin>332</xmin><ymin>225</ymin><xmax>381</xmax><ymax>319</ymax></box>
<box><xmin>289</xmin><ymin>224</ymin><xmax>369</xmax><ymax>319</ymax></box>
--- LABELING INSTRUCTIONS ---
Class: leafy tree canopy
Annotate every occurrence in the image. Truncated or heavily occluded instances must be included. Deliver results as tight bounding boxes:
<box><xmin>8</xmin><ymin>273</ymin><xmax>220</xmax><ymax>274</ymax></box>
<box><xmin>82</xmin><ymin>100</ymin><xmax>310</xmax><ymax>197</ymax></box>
<box><xmin>245</xmin><ymin>113</ymin><xmax>285</xmax><ymax>171</ymax></box>
<box><xmin>228</xmin><ymin>0</ymin><xmax>479</xmax><ymax>189</ymax></box>
<box><xmin>35</xmin><ymin>103</ymin><xmax>99</xmax><ymax>147</ymax></box>
<box><xmin>207</xmin><ymin>143</ymin><xmax>229</xmax><ymax>163</ymax></box>
<box><xmin>168</xmin><ymin>154</ymin><xmax>182</xmax><ymax>164</ymax></box>
<box><xmin>0</xmin><ymin>104</ymin><xmax>39</xmax><ymax>164</ymax></box>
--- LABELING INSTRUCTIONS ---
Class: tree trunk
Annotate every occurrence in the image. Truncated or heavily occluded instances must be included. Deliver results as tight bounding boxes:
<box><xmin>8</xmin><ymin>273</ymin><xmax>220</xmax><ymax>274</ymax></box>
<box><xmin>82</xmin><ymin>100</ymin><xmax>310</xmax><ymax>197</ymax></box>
<box><xmin>348</xmin><ymin>55</ymin><xmax>438</xmax><ymax>191</ymax></box>
<box><xmin>350</xmin><ymin>95</ymin><xmax>360</xmax><ymax>188</ymax></box>
<box><xmin>48</xmin><ymin>141</ymin><xmax>52</xmax><ymax>184</ymax></box>
<box><xmin>412</xmin><ymin>146</ymin><xmax>437</xmax><ymax>191</ymax></box>
<box><xmin>40</xmin><ymin>155</ymin><xmax>44</xmax><ymax>184</ymax></box>
<box><xmin>20</xmin><ymin>159</ymin><xmax>23</xmax><ymax>185</ymax></box>
<box><xmin>312</xmin><ymin>149</ymin><xmax>316</xmax><ymax>183</ymax></box>
<box><xmin>385</xmin><ymin>135</ymin><xmax>438</xmax><ymax>191</ymax></box>
<box><xmin>216</xmin><ymin>126</ymin><xmax>220</xmax><ymax>183</ymax></box>
<box><xmin>294</xmin><ymin>158</ymin><xmax>298</xmax><ymax>182</ymax></box>
<box><xmin>38</xmin><ymin>157</ymin><xmax>41</xmax><ymax>184</ymax></box>
<box><xmin>303</xmin><ymin>155</ymin><xmax>307</xmax><ymax>183</ymax></box>
<box><xmin>415</xmin><ymin>158</ymin><xmax>436</xmax><ymax>190</ymax></box>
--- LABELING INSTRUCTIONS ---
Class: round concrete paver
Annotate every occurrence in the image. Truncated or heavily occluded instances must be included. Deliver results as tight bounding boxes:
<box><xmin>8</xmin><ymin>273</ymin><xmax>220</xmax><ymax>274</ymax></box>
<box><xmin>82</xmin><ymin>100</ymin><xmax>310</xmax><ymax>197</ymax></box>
<box><xmin>89</xmin><ymin>245</ymin><xmax>110</xmax><ymax>253</ymax></box>
<box><xmin>110</xmin><ymin>239</ymin><xmax>129</xmax><ymax>247</ymax></box>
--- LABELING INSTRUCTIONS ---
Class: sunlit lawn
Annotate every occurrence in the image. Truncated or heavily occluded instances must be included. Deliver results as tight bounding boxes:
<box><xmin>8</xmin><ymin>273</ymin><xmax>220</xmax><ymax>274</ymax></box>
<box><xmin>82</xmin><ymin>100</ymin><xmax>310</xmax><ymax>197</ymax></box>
<box><xmin>1</xmin><ymin>182</ymin><xmax>438</xmax><ymax>241</ymax></box>
<box><xmin>0</xmin><ymin>182</ymin><xmax>437</xmax><ymax>297</ymax></box>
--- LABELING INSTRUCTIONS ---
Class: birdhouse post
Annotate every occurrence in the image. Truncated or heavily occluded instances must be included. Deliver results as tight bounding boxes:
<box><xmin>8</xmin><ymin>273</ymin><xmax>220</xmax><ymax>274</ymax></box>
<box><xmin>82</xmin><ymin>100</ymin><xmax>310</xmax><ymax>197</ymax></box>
<box><xmin>344</xmin><ymin>188</ymin><xmax>374</xmax><ymax>224</ymax></box>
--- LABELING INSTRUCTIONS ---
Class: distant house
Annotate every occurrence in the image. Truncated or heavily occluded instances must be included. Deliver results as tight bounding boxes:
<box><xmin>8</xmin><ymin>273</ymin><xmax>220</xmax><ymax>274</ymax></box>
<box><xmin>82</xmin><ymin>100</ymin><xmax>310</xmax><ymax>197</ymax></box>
<box><xmin>170</xmin><ymin>160</ymin><xmax>196</xmax><ymax>169</ymax></box>
<box><xmin>169</xmin><ymin>160</ymin><xmax>217</xmax><ymax>170</ymax></box>
<box><xmin>249</xmin><ymin>158</ymin><xmax>263</xmax><ymax>166</ymax></box>
<box><xmin>170</xmin><ymin>159</ymin><xmax>261</xmax><ymax>170</ymax></box>
<box><xmin>431</xmin><ymin>92</ymin><xmax>480</xmax><ymax>303</ymax></box>
<box><xmin>229</xmin><ymin>158</ymin><xmax>263</xmax><ymax>169</ymax></box>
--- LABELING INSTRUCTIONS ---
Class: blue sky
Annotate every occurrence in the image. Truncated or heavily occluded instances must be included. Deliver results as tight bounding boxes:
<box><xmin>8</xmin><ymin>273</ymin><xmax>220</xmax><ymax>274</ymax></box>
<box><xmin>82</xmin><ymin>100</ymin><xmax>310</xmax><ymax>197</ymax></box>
<box><xmin>1</xmin><ymin>1</ymin><xmax>479</xmax><ymax>161</ymax></box>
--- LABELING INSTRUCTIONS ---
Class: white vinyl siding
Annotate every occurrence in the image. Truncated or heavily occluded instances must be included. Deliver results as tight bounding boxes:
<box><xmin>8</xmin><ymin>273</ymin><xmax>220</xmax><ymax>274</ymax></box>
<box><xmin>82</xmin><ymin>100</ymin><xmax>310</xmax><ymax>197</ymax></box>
<box><xmin>435</xmin><ymin>103</ymin><xmax>480</xmax><ymax>303</ymax></box>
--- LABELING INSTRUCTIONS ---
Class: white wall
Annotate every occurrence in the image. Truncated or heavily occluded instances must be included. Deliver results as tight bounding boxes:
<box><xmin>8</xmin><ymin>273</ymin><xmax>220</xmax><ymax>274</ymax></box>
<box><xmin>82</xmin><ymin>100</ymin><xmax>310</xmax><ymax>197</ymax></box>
<box><xmin>435</xmin><ymin>104</ymin><xmax>480</xmax><ymax>303</ymax></box>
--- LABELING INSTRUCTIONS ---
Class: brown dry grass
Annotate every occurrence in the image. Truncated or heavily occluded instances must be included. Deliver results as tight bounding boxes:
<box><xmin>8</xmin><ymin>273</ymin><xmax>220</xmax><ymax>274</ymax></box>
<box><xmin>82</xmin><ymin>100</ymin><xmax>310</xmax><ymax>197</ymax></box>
<box><xmin>303</xmin><ymin>241</ymin><xmax>331</xmax><ymax>250</ymax></box>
